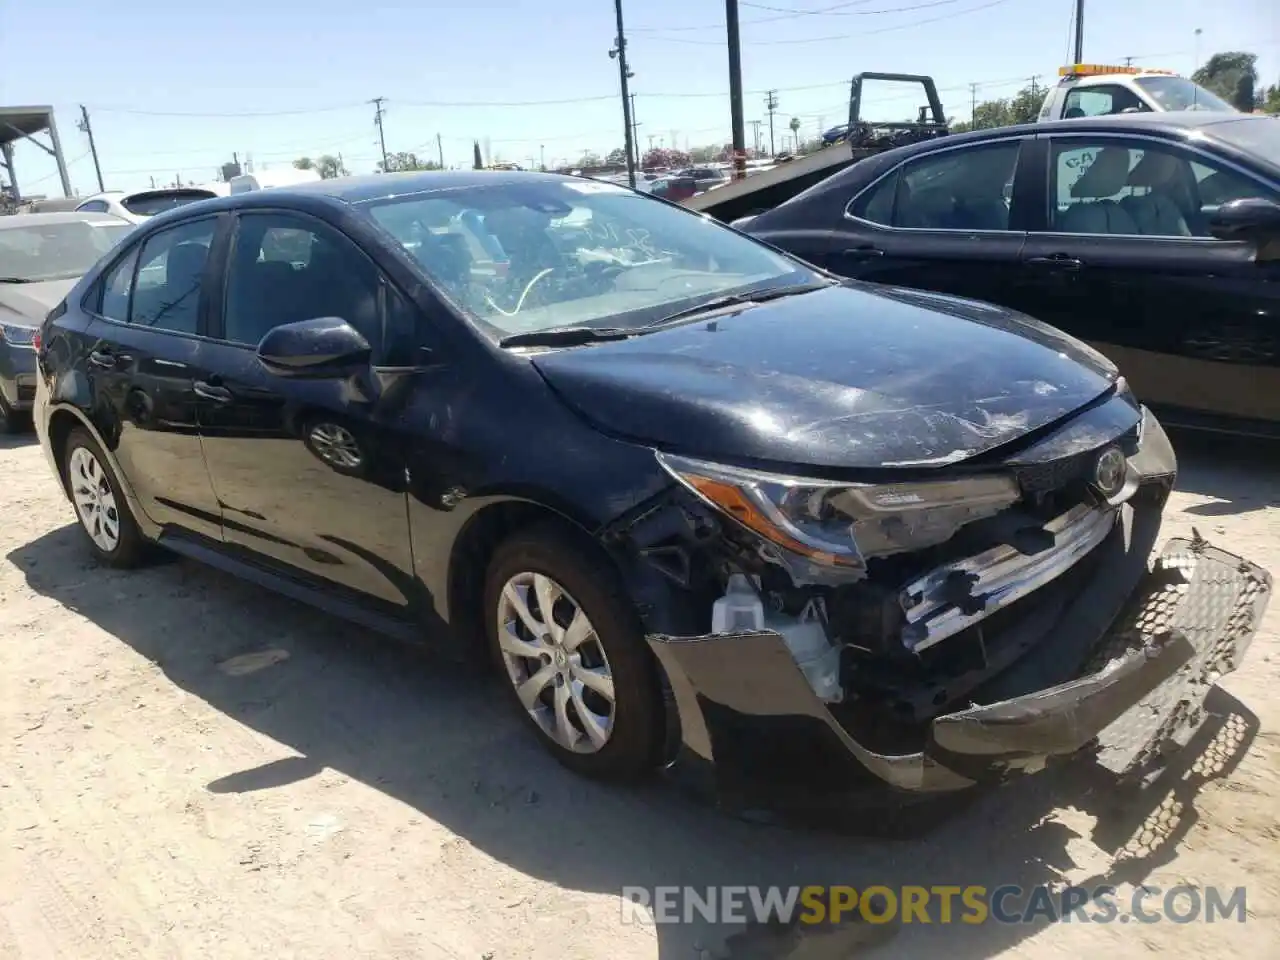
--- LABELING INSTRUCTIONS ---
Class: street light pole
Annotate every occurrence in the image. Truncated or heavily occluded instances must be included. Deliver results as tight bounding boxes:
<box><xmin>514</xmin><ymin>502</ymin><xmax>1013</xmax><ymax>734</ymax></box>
<box><xmin>610</xmin><ymin>0</ymin><xmax>638</xmax><ymax>189</ymax></box>
<box><xmin>725</xmin><ymin>0</ymin><xmax>747</xmax><ymax>180</ymax></box>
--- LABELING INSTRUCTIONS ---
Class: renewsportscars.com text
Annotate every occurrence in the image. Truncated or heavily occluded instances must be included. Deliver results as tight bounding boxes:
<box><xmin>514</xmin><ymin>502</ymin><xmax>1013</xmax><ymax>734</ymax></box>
<box><xmin>620</xmin><ymin>884</ymin><xmax>1248</xmax><ymax>926</ymax></box>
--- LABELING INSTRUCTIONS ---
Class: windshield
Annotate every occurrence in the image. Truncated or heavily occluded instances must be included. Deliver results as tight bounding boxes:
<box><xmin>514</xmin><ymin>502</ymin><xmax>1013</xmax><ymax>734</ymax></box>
<box><xmin>122</xmin><ymin>189</ymin><xmax>218</xmax><ymax>217</ymax></box>
<box><xmin>1134</xmin><ymin>76</ymin><xmax>1237</xmax><ymax>113</ymax></box>
<box><xmin>1208</xmin><ymin>117</ymin><xmax>1280</xmax><ymax>164</ymax></box>
<box><xmin>0</xmin><ymin>220</ymin><xmax>132</xmax><ymax>282</ymax></box>
<box><xmin>361</xmin><ymin>178</ymin><xmax>818</xmax><ymax>340</ymax></box>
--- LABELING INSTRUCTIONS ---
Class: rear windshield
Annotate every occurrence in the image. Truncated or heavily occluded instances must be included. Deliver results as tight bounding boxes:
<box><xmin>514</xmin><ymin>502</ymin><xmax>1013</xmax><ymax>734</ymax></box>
<box><xmin>1133</xmin><ymin>76</ymin><xmax>1236</xmax><ymax>113</ymax></box>
<box><xmin>1208</xmin><ymin>117</ymin><xmax>1280</xmax><ymax>165</ymax></box>
<box><xmin>122</xmin><ymin>190</ymin><xmax>218</xmax><ymax>217</ymax></box>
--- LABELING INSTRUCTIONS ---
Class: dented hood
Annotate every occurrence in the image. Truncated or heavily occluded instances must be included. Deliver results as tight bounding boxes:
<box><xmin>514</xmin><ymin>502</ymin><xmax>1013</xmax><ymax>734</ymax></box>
<box><xmin>530</xmin><ymin>283</ymin><xmax>1119</xmax><ymax>470</ymax></box>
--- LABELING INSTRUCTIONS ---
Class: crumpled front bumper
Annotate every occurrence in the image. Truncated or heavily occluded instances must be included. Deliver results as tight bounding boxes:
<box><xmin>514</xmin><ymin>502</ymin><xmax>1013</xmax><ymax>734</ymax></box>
<box><xmin>647</xmin><ymin>534</ymin><xmax>1270</xmax><ymax>818</ymax></box>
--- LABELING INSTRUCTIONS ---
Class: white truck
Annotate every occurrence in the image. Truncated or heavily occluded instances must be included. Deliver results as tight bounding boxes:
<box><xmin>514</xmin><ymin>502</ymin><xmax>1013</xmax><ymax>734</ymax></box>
<box><xmin>1037</xmin><ymin>63</ymin><xmax>1238</xmax><ymax>121</ymax></box>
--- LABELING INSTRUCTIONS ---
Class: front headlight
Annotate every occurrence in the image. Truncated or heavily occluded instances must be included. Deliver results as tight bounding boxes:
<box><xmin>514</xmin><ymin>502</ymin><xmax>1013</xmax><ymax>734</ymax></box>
<box><xmin>657</xmin><ymin>452</ymin><xmax>1020</xmax><ymax>567</ymax></box>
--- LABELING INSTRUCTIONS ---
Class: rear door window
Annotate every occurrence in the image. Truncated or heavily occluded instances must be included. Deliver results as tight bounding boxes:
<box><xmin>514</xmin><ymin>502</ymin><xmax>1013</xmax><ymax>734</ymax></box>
<box><xmin>849</xmin><ymin>141</ymin><xmax>1022</xmax><ymax>231</ymax></box>
<box><xmin>128</xmin><ymin>218</ymin><xmax>217</xmax><ymax>334</ymax></box>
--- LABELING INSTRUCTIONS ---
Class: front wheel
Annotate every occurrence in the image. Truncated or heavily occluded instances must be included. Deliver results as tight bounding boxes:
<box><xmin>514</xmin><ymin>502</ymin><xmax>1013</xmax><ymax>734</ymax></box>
<box><xmin>483</xmin><ymin>524</ymin><xmax>664</xmax><ymax>781</ymax></box>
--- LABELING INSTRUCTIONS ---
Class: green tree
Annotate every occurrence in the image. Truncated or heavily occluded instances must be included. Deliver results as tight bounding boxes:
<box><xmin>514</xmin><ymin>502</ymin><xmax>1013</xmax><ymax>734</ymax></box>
<box><xmin>378</xmin><ymin>152</ymin><xmax>441</xmax><ymax>173</ymax></box>
<box><xmin>577</xmin><ymin>151</ymin><xmax>602</xmax><ymax>168</ymax></box>
<box><xmin>293</xmin><ymin>157</ymin><xmax>315</xmax><ymax>171</ymax></box>
<box><xmin>605</xmin><ymin>147</ymin><xmax>627</xmax><ymax>166</ymax></box>
<box><xmin>1192</xmin><ymin>52</ymin><xmax>1259</xmax><ymax>111</ymax></box>
<box><xmin>1262</xmin><ymin>84</ymin><xmax>1280</xmax><ymax>114</ymax></box>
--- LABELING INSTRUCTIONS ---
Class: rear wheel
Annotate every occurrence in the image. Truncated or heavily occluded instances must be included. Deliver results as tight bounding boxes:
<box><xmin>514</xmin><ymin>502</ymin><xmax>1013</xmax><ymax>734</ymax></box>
<box><xmin>484</xmin><ymin>524</ymin><xmax>663</xmax><ymax>781</ymax></box>
<box><xmin>62</xmin><ymin>427</ymin><xmax>149</xmax><ymax>567</ymax></box>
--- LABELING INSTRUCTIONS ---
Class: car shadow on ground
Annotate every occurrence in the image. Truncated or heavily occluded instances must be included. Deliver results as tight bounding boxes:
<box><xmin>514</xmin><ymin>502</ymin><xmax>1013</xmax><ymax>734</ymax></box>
<box><xmin>0</xmin><ymin>429</ymin><xmax>37</xmax><ymax>450</ymax></box>
<box><xmin>1166</xmin><ymin>429</ymin><xmax>1280</xmax><ymax>517</ymax></box>
<box><xmin>5</xmin><ymin>522</ymin><xmax>1260</xmax><ymax>959</ymax></box>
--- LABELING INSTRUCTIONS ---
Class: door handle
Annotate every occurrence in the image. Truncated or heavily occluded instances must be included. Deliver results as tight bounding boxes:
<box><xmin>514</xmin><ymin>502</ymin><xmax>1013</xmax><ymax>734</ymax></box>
<box><xmin>193</xmin><ymin>380</ymin><xmax>233</xmax><ymax>403</ymax></box>
<box><xmin>1026</xmin><ymin>254</ymin><xmax>1084</xmax><ymax>270</ymax></box>
<box><xmin>88</xmin><ymin>349</ymin><xmax>117</xmax><ymax>368</ymax></box>
<box><xmin>841</xmin><ymin>246</ymin><xmax>884</xmax><ymax>260</ymax></box>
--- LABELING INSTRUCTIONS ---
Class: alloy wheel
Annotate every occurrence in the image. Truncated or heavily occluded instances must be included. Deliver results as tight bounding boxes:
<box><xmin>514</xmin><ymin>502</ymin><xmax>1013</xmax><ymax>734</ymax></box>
<box><xmin>496</xmin><ymin>571</ymin><xmax>617</xmax><ymax>753</ymax></box>
<box><xmin>308</xmin><ymin>422</ymin><xmax>363</xmax><ymax>469</ymax></box>
<box><xmin>68</xmin><ymin>446</ymin><xmax>121</xmax><ymax>553</ymax></box>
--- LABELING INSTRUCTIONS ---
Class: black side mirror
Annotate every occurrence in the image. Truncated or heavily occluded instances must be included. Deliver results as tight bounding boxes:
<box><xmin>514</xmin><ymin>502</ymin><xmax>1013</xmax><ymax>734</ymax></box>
<box><xmin>257</xmin><ymin>317</ymin><xmax>371</xmax><ymax>378</ymax></box>
<box><xmin>1207</xmin><ymin>197</ymin><xmax>1280</xmax><ymax>244</ymax></box>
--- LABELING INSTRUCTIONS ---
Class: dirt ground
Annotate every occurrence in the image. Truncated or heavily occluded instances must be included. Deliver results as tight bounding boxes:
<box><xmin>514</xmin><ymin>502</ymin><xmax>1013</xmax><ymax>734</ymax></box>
<box><xmin>2</xmin><ymin>428</ymin><xmax>1278</xmax><ymax>960</ymax></box>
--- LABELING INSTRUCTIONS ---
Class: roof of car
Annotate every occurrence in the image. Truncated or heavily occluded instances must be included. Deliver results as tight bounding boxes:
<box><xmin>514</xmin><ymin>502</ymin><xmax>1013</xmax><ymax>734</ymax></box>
<box><xmin>255</xmin><ymin>169</ymin><xmax>586</xmax><ymax>205</ymax></box>
<box><xmin>0</xmin><ymin>211</ymin><xmax>131</xmax><ymax>228</ymax></box>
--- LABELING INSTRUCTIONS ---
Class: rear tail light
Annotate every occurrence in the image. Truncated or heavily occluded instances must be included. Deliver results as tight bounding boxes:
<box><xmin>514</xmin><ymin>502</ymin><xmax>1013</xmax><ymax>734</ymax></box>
<box><xmin>32</xmin><ymin>329</ymin><xmax>42</xmax><ymax>351</ymax></box>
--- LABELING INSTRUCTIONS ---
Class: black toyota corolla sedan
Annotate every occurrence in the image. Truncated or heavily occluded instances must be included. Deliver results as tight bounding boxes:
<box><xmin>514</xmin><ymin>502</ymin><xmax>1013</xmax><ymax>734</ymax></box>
<box><xmin>32</xmin><ymin>171</ymin><xmax>1271</xmax><ymax>818</ymax></box>
<box><xmin>740</xmin><ymin>112</ymin><xmax>1280</xmax><ymax>438</ymax></box>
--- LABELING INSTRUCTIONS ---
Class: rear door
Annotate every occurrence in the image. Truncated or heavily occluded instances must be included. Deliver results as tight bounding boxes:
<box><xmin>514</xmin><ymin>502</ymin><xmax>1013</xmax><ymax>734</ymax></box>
<box><xmin>81</xmin><ymin>215</ymin><xmax>226</xmax><ymax>540</ymax></box>
<box><xmin>193</xmin><ymin>208</ymin><xmax>419</xmax><ymax>611</ymax></box>
<box><xmin>1019</xmin><ymin>131</ymin><xmax>1280</xmax><ymax>426</ymax></box>
<box><xmin>799</xmin><ymin>136</ymin><xmax>1035</xmax><ymax>309</ymax></box>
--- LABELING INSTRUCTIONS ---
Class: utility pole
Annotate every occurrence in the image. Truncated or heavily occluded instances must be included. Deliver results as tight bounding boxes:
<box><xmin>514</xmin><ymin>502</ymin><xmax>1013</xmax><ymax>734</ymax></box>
<box><xmin>970</xmin><ymin>82</ymin><xmax>978</xmax><ymax>126</ymax></box>
<box><xmin>540</xmin><ymin>144</ymin><xmax>546</xmax><ymax>171</ymax></box>
<box><xmin>436</xmin><ymin>133</ymin><xmax>445</xmax><ymax>170</ymax></box>
<box><xmin>77</xmin><ymin>105</ymin><xmax>105</xmax><ymax>193</ymax></box>
<box><xmin>748</xmin><ymin>119</ymin><xmax>761</xmax><ymax>157</ymax></box>
<box><xmin>609</xmin><ymin>0</ymin><xmax>638</xmax><ymax>189</ymax></box>
<box><xmin>371</xmin><ymin>97</ymin><xmax>389</xmax><ymax>171</ymax></box>
<box><xmin>1123</xmin><ymin>56</ymin><xmax>1134</xmax><ymax>67</ymax></box>
<box><xmin>630</xmin><ymin>92</ymin><xmax>642</xmax><ymax>170</ymax></box>
<box><xmin>725</xmin><ymin>0</ymin><xmax>747</xmax><ymax>180</ymax></box>
<box><xmin>765</xmin><ymin>90</ymin><xmax>779</xmax><ymax>158</ymax></box>
<box><xmin>1072</xmin><ymin>0</ymin><xmax>1084</xmax><ymax>64</ymax></box>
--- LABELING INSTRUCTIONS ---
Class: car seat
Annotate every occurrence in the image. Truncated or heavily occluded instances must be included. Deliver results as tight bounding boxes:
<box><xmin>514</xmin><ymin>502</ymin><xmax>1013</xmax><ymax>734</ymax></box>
<box><xmin>1057</xmin><ymin>148</ymin><xmax>1140</xmax><ymax>235</ymax></box>
<box><xmin>1120</xmin><ymin>150</ymin><xmax>1193</xmax><ymax>237</ymax></box>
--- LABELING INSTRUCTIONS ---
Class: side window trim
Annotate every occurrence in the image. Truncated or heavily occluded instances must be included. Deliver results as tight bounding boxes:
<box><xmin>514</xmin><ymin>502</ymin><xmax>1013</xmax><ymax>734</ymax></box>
<box><xmin>843</xmin><ymin>135</ymin><xmax>1031</xmax><ymax>234</ymax></box>
<box><xmin>1035</xmin><ymin>131</ymin><xmax>1279</xmax><ymax>241</ymax></box>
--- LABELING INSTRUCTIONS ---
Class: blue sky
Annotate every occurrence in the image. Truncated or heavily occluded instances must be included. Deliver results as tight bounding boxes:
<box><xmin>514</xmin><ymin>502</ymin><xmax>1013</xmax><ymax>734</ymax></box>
<box><xmin>2</xmin><ymin>0</ymin><xmax>1277</xmax><ymax>195</ymax></box>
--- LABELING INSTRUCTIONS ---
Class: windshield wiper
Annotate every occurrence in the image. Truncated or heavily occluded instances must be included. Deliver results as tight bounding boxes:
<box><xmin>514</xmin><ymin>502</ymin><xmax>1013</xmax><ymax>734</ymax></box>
<box><xmin>0</xmin><ymin>277</ymin><xmax>36</xmax><ymax>284</ymax></box>
<box><xmin>498</xmin><ymin>325</ymin><xmax>635</xmax><ymax>348</ymax></box>
<box><xmin>648</xmin><ymin>281</ymin><xmax>833</xmax><ymax>327</ymax></box>
<box><xmin>497</xmin><ymin>281</ymin><xmax>833</xmax><ymax>348</ymax></box>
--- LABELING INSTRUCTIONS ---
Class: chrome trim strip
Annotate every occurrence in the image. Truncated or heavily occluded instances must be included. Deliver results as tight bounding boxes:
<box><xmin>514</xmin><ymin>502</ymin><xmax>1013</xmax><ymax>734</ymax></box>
<box><xmin>899</xmin><ymin>502</ymin><xmax>1117</xmax><ymax>654</ymax></box>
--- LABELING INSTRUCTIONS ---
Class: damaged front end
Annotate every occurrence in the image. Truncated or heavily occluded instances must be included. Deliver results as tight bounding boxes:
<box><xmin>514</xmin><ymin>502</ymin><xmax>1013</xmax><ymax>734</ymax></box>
<box><xmin>608</xmin><ymin>401</ymin><xmax>1272</xmax><ymax>818</ymax></box>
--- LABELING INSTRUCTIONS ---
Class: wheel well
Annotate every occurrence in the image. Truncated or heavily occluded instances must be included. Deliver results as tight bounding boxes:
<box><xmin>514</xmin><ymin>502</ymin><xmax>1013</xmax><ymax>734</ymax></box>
<box><xmin>447</xmin><ymin>501</ymin><xmax>600</xmax><ymax>655</ymax></box>
<box><xmin>46</xmin><ymin>410</ymin><xmax>81</xmax><ymax>496</ymax></box>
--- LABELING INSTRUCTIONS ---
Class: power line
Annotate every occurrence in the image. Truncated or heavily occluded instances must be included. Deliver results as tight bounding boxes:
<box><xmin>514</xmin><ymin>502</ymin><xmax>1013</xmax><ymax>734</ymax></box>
<box><xmin>637</xmin><ymin>0</ymin><xmax>1015</xmax><ymax>45</ymax></box>
<box><xmin>631</xmin><ymin>0</ymin><xmax>962</xmax><ymax>32</ymax></box>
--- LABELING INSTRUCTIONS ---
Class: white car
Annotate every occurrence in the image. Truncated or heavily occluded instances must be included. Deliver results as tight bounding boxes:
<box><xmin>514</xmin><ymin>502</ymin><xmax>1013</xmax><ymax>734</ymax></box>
<box><xmin>74</xmin><ymin>186</ymin><xmax>222</xmax><ymax>224</ymax></box>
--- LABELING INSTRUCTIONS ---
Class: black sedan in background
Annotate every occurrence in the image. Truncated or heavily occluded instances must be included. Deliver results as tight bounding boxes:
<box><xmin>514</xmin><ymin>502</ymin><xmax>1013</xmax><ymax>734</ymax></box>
<box><xmin>744</xmin><ymin>112</ymin><xmax>1280</xmax><ymax>437</ymax></box>
<box><xmin>32</xmin><ymin>171</ymin><xmax>1270</xmax><ymax>820</ymax></box>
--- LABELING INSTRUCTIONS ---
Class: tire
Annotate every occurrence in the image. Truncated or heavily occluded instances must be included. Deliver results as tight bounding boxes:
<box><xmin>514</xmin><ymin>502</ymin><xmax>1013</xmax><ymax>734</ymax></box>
<box><xmin>0</xmin><ymin>393</ymin><xmax>30</xmax><ymax>434</ymax></box>
<box><xmin>483</xmin><ymin>522</ymin><xmax>664</xmax><ymax>782</ymax></box>
<box><xmin>62</xmin><ymin>426</ymin><xmax>150</xmax><ymax>568</ymax></box>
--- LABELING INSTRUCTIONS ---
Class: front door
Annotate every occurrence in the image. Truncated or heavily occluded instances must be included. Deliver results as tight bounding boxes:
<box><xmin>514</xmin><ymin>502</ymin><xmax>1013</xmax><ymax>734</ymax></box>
<box><xmin>82</xmin><ymin>215</ymin><xmax>225</xmax><ymax>540</ymax></box>
<box><xmin>195</xmin><ymin>209</ymin><xmax>418</xmax><ymax>611</ymax></box>
<box><xmin>808</xmin><ymin>137</ymin><xmax>1034</xmax><ymax>309</ymax></box>
<box><xmin>1019</xmin><ymin>133</ymin><xmax>1280</xmax><ymax>426</ymax></box>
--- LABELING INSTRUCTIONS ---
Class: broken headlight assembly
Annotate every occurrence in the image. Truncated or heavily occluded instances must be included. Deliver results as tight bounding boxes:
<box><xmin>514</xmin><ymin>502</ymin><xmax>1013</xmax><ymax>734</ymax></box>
<box><xmin>656</xmin><ymin>452</ymin><xmax>1021</xmax><ymax>568</ymax></box>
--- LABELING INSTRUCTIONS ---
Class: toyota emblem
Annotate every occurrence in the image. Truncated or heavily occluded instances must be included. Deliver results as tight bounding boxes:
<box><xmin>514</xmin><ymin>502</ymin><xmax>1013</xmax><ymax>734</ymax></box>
<box><xmin>1093</xmin><ymin>446</ymin><xmax>1127</xmax><ymax>498</ymax></box>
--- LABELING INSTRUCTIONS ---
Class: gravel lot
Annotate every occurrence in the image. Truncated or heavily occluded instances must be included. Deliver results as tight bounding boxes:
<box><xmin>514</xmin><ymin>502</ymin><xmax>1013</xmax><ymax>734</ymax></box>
<box><xmin>1</xmin><ymin>428</ymin><xmax>1278</xmax><ymax>959</ymax></box>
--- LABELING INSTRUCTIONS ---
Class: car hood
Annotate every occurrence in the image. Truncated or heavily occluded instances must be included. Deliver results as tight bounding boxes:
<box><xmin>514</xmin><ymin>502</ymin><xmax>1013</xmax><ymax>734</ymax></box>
<box><xmin>530</xmin><ymin>283</ymin><xmax>1120</xmax><ymax>470</ymax></box>
<box><xmin>0</xmin><ymin>277</ymin><xmax>78</xmax><ymax>324</ymax></box>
